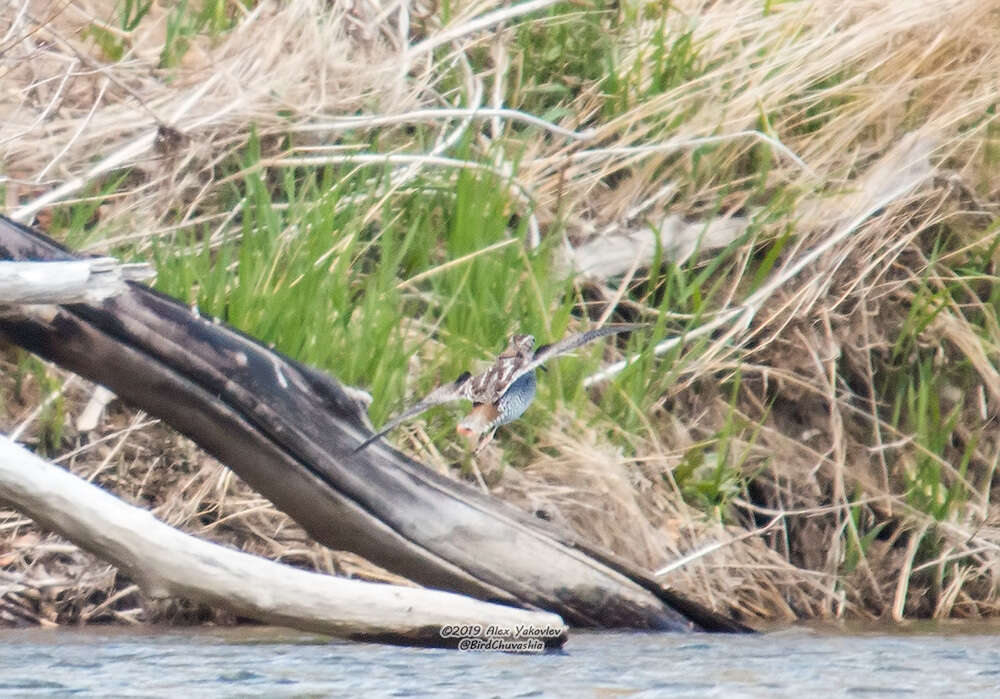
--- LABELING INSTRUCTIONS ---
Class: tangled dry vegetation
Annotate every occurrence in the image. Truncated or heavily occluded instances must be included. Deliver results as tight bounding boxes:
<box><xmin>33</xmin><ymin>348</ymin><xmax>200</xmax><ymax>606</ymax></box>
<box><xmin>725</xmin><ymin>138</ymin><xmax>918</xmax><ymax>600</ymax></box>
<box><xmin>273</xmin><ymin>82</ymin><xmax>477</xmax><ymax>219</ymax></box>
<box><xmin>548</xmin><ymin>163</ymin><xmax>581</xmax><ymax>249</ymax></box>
<box><xmin>3</xmin><ymin>0</ymin><xmax>1000</xmax><ymax>627</ymax></box>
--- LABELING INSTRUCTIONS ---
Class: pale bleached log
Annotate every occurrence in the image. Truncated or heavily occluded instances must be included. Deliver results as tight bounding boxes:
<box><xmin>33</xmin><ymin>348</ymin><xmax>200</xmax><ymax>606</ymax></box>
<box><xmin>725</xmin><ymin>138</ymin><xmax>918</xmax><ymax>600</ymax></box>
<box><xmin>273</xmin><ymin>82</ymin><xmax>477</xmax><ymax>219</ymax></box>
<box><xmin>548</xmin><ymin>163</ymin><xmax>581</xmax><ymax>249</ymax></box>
<box><xmin>0</xmin><ymin>436</ymin><xmax>567</xmax><ymax>648</ymax></box>
<box><xmin>0</xmin><ymin>259</ymin><xmax>154</xmax><ymax>305</ymax></box>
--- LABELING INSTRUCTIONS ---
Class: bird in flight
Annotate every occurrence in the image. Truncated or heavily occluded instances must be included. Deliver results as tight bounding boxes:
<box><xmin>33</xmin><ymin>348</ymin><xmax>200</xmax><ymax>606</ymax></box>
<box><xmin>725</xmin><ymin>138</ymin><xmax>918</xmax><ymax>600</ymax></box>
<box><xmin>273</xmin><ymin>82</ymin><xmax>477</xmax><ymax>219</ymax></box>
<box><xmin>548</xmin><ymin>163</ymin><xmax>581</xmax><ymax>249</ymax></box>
<box><xmin>354</xmin><ymin>323</ymin><xmax>645</xmax><ymax>453</ymax></box>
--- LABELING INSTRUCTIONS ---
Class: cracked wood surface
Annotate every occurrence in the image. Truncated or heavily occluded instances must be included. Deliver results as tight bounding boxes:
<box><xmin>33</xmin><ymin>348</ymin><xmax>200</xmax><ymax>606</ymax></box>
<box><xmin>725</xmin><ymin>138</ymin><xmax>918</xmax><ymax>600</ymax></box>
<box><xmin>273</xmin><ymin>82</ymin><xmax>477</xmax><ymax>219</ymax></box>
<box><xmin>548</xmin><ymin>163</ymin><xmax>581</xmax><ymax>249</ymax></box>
<box><xmin>0</xmin><ymin>214</ymin><xmax>751</xmax><ymax>633</ymax></box>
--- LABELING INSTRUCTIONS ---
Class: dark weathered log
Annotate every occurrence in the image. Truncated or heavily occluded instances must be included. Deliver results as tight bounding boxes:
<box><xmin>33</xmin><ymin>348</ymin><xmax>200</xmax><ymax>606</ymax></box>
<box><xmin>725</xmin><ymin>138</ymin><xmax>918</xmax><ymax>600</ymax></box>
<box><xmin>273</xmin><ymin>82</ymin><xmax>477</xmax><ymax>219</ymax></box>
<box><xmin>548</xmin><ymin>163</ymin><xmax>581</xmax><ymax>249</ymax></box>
<box><xmin>0</xmin><ymin>215</ymin><xmax>750</xmax><ymax>633</ymax></box>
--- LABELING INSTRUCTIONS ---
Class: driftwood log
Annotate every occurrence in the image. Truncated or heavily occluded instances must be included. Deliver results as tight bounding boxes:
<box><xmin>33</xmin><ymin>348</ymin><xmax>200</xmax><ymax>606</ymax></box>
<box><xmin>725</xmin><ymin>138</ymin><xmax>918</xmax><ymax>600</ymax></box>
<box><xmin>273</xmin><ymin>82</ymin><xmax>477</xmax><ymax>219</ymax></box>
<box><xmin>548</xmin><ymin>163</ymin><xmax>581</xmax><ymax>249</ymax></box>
<box><xmin>0</xmin><ymin>215</ymin><xmax>750</xmax><ymax>633</ymax></box>
<box><xmin>0</xmin><ymin>435</ymin><xmax>567</xmax><ymax>648</ymax></box>
<box><xmin>0</xmin><ymin>259</ymin><xmax>153</xmax><ymax>304</ymax></box>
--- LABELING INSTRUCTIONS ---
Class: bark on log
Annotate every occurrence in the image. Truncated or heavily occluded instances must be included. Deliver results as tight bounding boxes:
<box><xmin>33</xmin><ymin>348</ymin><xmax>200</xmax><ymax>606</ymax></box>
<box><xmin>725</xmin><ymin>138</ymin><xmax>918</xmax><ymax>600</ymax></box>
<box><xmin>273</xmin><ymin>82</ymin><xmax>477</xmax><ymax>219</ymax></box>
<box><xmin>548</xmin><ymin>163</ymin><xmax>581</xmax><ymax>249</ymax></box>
<box><xmin>0</xmin><ymin>435</ymin><xmax>567</xmax><ymax>648</ymax></box>
<box><xmin>0</xmin><ymin>215</ymin><xmax>750</xmax><ymax>633</ymax></box>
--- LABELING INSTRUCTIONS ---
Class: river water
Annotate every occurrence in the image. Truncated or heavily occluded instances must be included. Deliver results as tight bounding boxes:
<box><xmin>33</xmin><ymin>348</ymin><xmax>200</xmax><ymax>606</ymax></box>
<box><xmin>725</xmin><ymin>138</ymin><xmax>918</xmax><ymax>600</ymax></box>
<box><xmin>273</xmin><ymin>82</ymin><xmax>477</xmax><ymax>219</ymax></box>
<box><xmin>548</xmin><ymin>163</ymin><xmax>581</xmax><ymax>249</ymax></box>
<box><xmin>1</xmin><ymin>623</ymin><xmax>998</xmax><ymax>697</ymax></box>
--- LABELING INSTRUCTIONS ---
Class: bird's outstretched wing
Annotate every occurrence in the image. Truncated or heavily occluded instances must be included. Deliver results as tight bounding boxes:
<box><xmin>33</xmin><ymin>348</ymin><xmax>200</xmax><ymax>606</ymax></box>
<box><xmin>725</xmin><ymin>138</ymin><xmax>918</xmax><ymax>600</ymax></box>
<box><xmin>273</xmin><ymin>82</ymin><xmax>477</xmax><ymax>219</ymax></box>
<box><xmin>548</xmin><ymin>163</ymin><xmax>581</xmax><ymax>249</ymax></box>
<box><xmin>354</xmin><ymin>323</ymin><xmax>645</xmax><ymax>451</ymax></box>
<box><xmin>354</xmin><ymin>372</ymin><xmax>471</xmax><ymax>452</ymax></box>
<box><xmin>508</xmin><ymin>323</ymin><xmax>647</xmax><ymax>386</ymax></box>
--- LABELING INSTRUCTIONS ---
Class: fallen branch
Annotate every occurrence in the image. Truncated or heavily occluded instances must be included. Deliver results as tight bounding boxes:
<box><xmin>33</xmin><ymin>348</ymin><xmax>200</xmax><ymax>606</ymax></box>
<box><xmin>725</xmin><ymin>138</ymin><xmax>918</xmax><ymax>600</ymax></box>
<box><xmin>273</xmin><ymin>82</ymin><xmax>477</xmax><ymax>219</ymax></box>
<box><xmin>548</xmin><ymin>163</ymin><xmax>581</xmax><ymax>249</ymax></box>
<box><xmin>0</xmin><ymin>435</ymin><xmax>566</xmax><ymax>648</ymax></box>
<box><xmin>0</xmin><ymin>215</ymin><xmax>750</xmax><ymax>633</ymax></box>
<box><xmin>582</xmin><ymin>133</ymin><xmax>936</xmax><ymax>387</ymax></box>
<box><xmin>0</xmin><ymin>259</ymin><xmax>154</xmax><ymax>304</ymax></box>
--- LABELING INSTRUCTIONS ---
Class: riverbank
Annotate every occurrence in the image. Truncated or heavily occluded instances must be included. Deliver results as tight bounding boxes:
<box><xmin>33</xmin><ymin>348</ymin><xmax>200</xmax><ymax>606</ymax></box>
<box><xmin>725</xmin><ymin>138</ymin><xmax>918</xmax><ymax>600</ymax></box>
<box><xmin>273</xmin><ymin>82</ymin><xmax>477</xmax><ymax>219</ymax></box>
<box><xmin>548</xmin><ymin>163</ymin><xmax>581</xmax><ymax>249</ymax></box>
<box><xmin>2</xmin><ymin>0</ymin><xmax>999</xmax><ymax>627</ymax></box>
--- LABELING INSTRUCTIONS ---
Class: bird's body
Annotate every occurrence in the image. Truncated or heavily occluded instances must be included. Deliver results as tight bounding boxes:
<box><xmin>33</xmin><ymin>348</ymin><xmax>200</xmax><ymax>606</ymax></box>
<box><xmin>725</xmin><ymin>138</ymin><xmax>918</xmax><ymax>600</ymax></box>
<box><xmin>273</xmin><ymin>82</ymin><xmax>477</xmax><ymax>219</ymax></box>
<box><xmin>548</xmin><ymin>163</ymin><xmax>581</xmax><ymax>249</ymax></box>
<box><xmin>456</xmin><ymin>370</ymin><xmax>537</xmax><ymax>442</ymax></box>
<box><xmin>354</xmin><ymin>324</ymin><xmax>644</xmax><ymax>452</ymax></box>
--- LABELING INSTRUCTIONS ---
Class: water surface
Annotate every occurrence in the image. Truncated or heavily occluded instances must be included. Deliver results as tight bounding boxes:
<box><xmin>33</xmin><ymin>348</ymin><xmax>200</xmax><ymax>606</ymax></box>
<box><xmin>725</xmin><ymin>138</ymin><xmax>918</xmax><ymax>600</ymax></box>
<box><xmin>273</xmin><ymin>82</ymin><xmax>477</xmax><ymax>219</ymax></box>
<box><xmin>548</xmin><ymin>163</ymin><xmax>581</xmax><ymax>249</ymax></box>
<box><xmin>1</xmin><ymin>623</ymin><xmax>998</xmax><ymax>697</ymax></box>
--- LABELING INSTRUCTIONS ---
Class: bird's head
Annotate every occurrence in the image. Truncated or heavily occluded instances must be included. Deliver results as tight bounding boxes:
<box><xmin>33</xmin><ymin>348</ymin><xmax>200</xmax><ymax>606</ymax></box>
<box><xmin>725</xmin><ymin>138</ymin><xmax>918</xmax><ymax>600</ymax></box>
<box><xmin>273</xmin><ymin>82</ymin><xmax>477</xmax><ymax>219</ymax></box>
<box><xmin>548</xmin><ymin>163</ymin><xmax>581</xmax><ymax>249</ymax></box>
<box><xmin>501</xmin><ymin>333</ymin><xmax>535</xmax><ymax>359</ymax></box>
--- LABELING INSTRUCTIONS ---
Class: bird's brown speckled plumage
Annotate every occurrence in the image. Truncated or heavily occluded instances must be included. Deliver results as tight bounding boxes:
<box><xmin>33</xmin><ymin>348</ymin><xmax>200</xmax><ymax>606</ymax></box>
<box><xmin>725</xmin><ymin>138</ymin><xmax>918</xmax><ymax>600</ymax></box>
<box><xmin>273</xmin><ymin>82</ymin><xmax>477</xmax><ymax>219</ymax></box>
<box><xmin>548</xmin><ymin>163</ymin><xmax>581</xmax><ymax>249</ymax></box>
<box><xmin>354</xmin><ymin>324</ymin><xmax>645</xmax><ymax>452</ymax></box>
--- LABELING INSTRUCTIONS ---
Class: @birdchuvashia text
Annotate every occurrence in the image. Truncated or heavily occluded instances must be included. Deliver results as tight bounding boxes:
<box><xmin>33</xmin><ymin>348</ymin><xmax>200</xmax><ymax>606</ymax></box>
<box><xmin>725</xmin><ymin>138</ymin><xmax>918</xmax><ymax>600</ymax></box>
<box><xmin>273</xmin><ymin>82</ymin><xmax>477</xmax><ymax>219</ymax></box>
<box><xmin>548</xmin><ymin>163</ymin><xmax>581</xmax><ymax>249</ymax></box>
<box><xmin>439</xmin><ymin>624</ymin><xmax>563</xmax><ymax>652</ymax></box>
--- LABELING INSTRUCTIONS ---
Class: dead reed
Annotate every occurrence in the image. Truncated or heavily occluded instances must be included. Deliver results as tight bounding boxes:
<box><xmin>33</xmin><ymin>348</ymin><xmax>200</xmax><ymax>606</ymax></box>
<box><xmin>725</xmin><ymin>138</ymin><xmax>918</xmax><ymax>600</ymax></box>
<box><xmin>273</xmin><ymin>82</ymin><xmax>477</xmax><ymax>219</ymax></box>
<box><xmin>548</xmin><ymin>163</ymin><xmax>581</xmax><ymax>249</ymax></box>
<box><xmin>2</xmin><ymin>0</ymin><xmax>1000</xmax><ymax>626</ymax></box>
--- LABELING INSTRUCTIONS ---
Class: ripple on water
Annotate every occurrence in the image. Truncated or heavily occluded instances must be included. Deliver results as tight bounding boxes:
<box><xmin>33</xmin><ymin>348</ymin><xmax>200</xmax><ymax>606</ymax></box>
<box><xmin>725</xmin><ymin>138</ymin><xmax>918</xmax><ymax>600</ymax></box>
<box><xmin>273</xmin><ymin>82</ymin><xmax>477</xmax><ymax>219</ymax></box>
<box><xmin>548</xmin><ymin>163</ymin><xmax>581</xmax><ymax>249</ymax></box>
<box><xmin>0</xmin><ymin>624</ymin><xmax>997</xmax><ymax>696</ymax></box>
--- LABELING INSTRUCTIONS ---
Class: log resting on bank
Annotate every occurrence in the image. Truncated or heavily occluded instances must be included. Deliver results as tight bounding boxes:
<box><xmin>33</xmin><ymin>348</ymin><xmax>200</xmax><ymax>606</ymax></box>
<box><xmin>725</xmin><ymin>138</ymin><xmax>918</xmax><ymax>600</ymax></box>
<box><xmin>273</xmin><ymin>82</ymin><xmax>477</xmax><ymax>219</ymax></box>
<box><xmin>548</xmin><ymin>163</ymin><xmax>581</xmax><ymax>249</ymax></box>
<box><xmin>0</xmin><ymin>215</ymin><xmax>751</xmax><ymax>633</ymax></box>
<box><xmin>0</xmin><ymin>435</ymin><xmax>567</xmax><ymax>648</ymax></box>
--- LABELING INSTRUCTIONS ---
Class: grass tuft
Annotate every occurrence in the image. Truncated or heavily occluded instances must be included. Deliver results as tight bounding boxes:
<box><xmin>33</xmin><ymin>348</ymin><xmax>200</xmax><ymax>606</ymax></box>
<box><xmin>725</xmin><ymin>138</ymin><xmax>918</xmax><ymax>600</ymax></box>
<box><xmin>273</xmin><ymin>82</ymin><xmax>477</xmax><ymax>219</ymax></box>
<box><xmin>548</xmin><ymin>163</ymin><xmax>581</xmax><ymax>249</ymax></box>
<box><xmin>3</xmin><ymin>0</ymin><xmax>1000</xmax><ymax>625</ymax></box>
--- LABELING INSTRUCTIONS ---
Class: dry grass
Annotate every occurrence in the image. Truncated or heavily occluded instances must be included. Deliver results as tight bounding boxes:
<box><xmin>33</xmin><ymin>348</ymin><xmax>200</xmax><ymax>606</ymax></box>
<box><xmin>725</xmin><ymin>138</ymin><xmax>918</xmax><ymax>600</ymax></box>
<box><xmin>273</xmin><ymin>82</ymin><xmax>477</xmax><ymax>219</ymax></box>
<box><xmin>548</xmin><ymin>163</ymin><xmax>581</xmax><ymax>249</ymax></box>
<box><xmin>3</xmin><ymin>0</ymin><xmax>1000</xmax><ymax>628</ymax></box>
<box><xmin>0</xmin><ymin>349</ymin><xmax>412</xmax><ymax>626</ymax></box>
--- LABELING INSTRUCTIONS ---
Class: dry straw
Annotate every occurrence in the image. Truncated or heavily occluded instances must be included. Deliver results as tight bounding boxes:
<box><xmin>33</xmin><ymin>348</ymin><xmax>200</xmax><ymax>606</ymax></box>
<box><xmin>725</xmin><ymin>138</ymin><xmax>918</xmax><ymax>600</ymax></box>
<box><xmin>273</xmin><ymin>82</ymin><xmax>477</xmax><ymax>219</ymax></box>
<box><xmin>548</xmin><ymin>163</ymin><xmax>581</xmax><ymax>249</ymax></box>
<box><xmin>3</xmin><ymin>0</ymin><xmax>1000</xmax><ymax>625</ymax></box>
